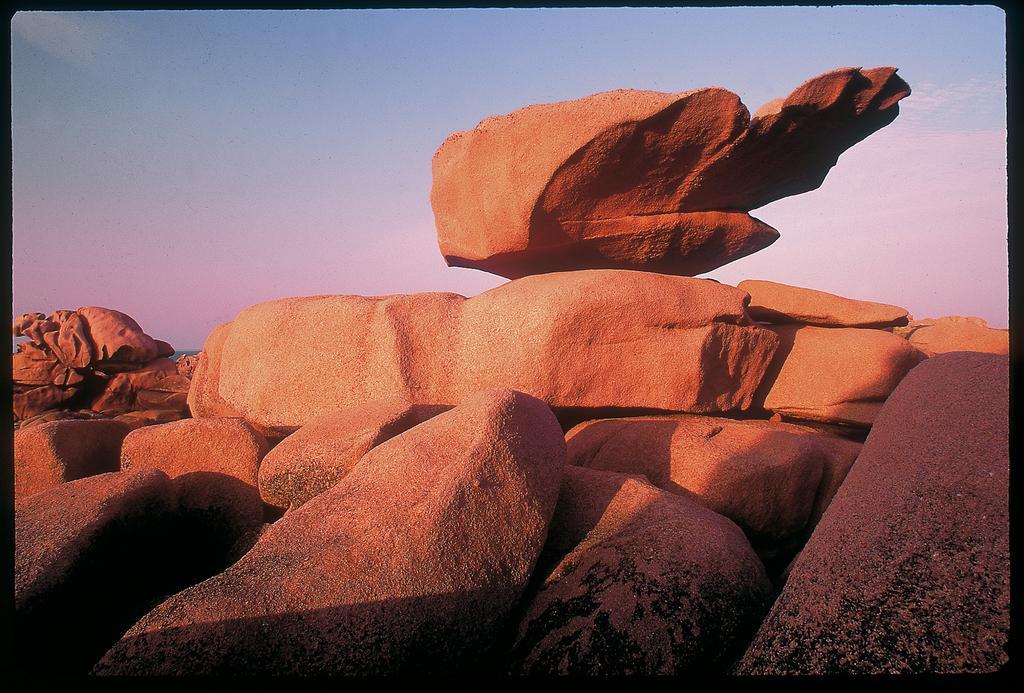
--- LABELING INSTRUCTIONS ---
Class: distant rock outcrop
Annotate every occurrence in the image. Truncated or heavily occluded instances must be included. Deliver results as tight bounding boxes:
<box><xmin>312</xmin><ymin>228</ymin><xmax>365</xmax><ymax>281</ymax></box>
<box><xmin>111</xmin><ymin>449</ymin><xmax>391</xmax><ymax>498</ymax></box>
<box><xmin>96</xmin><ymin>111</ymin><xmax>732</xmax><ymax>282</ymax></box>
<box><xmin>13</xmin><ymin>307</ymin><xmax>194</xmax><ymax>428</ymax></box>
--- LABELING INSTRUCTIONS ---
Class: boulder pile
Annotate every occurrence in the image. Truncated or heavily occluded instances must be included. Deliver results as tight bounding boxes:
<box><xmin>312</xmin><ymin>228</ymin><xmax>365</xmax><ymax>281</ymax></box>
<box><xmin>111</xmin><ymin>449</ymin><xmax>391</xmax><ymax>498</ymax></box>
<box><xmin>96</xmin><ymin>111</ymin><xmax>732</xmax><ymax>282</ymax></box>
<box><xmin>12</xmin><ymin>67</ymin><xmax>1009</xmax><ymax>676</ymax></box>
<box><xmin>13</xmin><ymin>307</ymin><xmax>196</xmax><ymax>432</ymax></box>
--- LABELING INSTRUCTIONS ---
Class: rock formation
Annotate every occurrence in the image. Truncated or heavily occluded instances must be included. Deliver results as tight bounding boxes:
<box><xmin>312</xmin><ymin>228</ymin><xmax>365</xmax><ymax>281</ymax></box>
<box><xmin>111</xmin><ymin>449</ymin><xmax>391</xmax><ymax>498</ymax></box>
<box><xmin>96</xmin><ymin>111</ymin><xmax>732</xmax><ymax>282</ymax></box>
<box><xmin>737</xmin><ymin>353</ymin><xmax>1009</xmax><ymax>674</ymax></box>
<box><xmin>12</xmin><ymin>64</ymin><xmax>1009</xmax><ymax>677</ymax></box>
<box><xmin>16</xmin><ymin>470</ymin><xmax>180</xmax><ymax>674</ymax></box>
<box><xmin>94</xmin><ymin>390</ymin><xmax>566</xmax><ymax>675</ymax></box>
<box><xmin>257</xmin><ymin>398</ymin><xmax>449</xmax><ymax>511</ymax></box>
<box><xmin>754</xmin><ymin>325</ymin><xmax>927</xmax><ymax>427</ymax></box>
<box><xmin>432</xmin><ymin>67</ymin><xmax>909</xmax><ymax>279</ymax></box>
<box><xmin>509</xmin><ymin>467</ymin><xmax>772</xmax><ymax>674</ymax></box>
<box><xmin>565</xmin><ymin>414</ymin><xmax>861</xmax><ymax>550</ymax></box>
<box><xmin>14</xmin><ymin>419</ymin><xmax>130</xmax><ymax>502</ymax></box>
<box><xmin>13</xmin><ymin>307</ymin><xmax>195</xmax><ymax>427</ymax></box>
<box><xmin>190</xmin><ymin>271</ymin><xmax>780</xmax><ymax>432</ymax></box>
<box><xmin>120</xmin><ymin>418</ymin><xmax>272</xmax><ymax>573</ymax></box>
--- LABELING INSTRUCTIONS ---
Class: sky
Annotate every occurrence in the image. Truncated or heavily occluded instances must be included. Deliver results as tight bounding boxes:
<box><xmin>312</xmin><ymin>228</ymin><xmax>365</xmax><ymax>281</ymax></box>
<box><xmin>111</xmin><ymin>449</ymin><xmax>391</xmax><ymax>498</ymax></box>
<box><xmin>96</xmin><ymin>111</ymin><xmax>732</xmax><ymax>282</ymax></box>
<box><xmin>11</xmin><ymin>6</ymin><xmax>1008</xmax><ymax>348</ymax></box>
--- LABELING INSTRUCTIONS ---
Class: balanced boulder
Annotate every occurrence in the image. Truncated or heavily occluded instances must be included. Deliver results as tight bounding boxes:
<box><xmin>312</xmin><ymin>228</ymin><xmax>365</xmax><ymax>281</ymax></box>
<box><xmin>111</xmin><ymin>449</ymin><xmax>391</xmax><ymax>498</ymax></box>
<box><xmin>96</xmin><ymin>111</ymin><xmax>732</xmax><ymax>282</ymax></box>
<box><xmin>756</xmin><ymin>325</ymin><xmax>926</xmax><ymax>427</ymax></box>
<box><xmin>739</xmin><ymin>279</ymin><xmax>909</xmax><ymax>328</ymax></box>
<box><xmin>192</xmin><ymin>270</ymin><xmax>779</xmax><ymax>432</ymax></box>
<box><xmin>14</xmin><ymin>419</ymin><xmax>130</xmax><ymax>502</ymax></box>
<box><xmin>258</xmin><ymin>398</ymin><xmax>448</xmax><ymax>511</ymax></box>
<box><xmin>509</xmin><ymin>467</ymin><xmax>772</xmax><ymax>674</ymax></box>
<box><xmin>738</xmin><ymin>352</ymin><xmax>1009</xmax><ymax>674</ymax></box>
<box><xmin>432</xmin><ymin>67</ymin><xmax>908</xmax><ymax>279</ymax></box>
<box><xmin>94</xmin><ymin>389</ymin><xmax>566</xmax><ymax>675</ymax></box>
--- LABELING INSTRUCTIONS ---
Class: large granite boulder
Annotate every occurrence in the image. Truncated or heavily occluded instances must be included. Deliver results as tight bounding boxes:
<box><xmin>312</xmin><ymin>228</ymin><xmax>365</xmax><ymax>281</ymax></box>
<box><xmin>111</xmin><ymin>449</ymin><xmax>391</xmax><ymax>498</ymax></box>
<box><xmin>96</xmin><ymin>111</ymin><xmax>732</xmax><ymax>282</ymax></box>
<box><xmin>120</xmin><ymin>418</ymin><xmax>271</xmax><ymax>573</ymax></box>
<box><xmin>432</xmin><ymin>67</ymin><xmax>908</xmax><ymax>279</ymax></box>
<box><xmin>737</xmin><ymin>352</ymin><xmax>1009</xmax><ymax>674</ymax></box>
<box><xmin>509</xmin><ymin>467</ymin><xmax>772</xmax><ymax>674</ymax></box>
<box><xmin>756</xmin><ymin>324</ymin><xmax>927</xmax><ymax>427</ymax></box>
<box><xmin>186</xmin><ymin>322</ymin><xmax>244</xmax><ymax>419</ymax></box>
<box><xmin>190</xmin><ymin>271</ymin><xmax>780</xmax><ymax>433</ymax></box>
<box><xmin>258</xmin><ymin>398</ymin><xmax>448</xmax><ymax>511</ymax></box>
<box><xmin>94</xmin><ymin>389</ymin><xmax>565</xmax><ymax>675</ymax></box>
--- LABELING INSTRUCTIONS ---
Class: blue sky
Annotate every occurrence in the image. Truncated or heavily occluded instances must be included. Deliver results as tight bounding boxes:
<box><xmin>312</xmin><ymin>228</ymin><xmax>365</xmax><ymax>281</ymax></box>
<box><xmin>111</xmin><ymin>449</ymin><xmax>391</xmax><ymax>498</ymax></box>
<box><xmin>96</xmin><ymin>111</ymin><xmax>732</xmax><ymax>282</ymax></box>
<box><xmin>11</xmin><ymin>7</ymin><xmax>1007</xmax><ymax>347</ymax></box>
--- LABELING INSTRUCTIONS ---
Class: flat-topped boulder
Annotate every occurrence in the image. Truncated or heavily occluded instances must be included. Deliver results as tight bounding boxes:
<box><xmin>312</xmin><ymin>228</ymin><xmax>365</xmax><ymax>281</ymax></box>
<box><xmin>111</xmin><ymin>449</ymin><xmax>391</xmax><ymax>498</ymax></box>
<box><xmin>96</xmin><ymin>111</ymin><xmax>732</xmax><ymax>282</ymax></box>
<box><xmin>509</xmin><ymin>467</ymin><xmax>771</xmax><ymax>674</ymax></box>
<box><xmin>739</xmin><ymin>279</ymin><xmax>909</xmax><ymax>328</ymax></box>
<box><xmin>432</xmin><ymin>67</ymin><xmax>908</xmax><ymax>279</ymax></box>
<box><xmin>897</xmin><ymin>316</ymin><xmax>1008</xmax><ymax>356</ymax></box>
<box><xmin>756</xmin><ymin>325</ymin><xmax>926</xmax><ymax>427</ymax></box>
<box><xmin>94</xmin><ymin>389</ymin><xmax>566</xmax><ymax>675</ymax></box>
<box><xmin>190</xmin><ymin>270</ymin><xmax>780</xmax><ymax>432</ymax></box>
<box><xmin>738</xmin><ymin>352</ymin><xmax>1009</xmax><ymax>674</ymax></box>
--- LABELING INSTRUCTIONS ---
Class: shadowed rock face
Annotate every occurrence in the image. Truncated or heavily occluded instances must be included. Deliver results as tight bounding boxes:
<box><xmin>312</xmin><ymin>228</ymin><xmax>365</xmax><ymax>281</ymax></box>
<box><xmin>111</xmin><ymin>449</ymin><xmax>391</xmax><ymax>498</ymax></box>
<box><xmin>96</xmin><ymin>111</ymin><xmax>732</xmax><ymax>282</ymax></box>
<box><xmin>189</xmin><ymin>270</ymin><xmax>780</xmax><ymax>432</ymax></box>
<box><xmin>93</xmin><ymin>389</ymin><xmax>566</xmax><ymax>676</ymax></box>
<box><xmin>432</xmin><ymin>67</ymin><xmax>909</xmax><ymax>279</ymax></box>
<box><xmin>120</xmin><ymin>418</ymin><xmax>272</xmax><ymax>575</ymax></box>
<box><xmin>508</xmin><ymin>467</ymin><xmax>772</xmax><ymax>674</ymax></box>
<box><xmin>15</xmin><ymin>470</ymin><xmax>180</xmax><ymax>675</ymax></box>
<box><xmin>737</xmin><ymin>352</ymin><xmax>1009</xmax><ymax>674</ymax></box>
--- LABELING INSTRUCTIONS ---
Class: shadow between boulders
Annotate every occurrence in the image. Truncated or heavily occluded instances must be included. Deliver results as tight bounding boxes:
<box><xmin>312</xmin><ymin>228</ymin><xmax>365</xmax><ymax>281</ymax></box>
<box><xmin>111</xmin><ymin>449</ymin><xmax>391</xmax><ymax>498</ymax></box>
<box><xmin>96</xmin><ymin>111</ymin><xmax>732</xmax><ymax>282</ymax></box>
<box><xmin>93</xmin><ymin>588</ymin><xmax>529</xmax><ymax>676</ymax></box>
<box><xmin>15</xmin><ymin>471</ymin><xmax>274</xmax><ymax>676</ymax></box>
<box><xmin>748</xmin><ymin>322</ymin><xmax>795</xmax><ymax>413</ymax></box>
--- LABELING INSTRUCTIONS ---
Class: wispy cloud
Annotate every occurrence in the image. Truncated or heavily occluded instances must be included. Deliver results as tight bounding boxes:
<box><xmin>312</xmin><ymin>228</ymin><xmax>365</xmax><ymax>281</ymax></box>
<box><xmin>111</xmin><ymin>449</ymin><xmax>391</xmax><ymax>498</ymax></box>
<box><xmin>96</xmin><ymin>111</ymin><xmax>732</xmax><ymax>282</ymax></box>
<box><xmin>899</xmin><ymin>77</ymin><xmax>1006</xmax><ymax>132</ymax></box>
<box><xmin>12</xmin><ymin>11</ymin><xmax>111</xmax><ymax>67</ymax></box>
